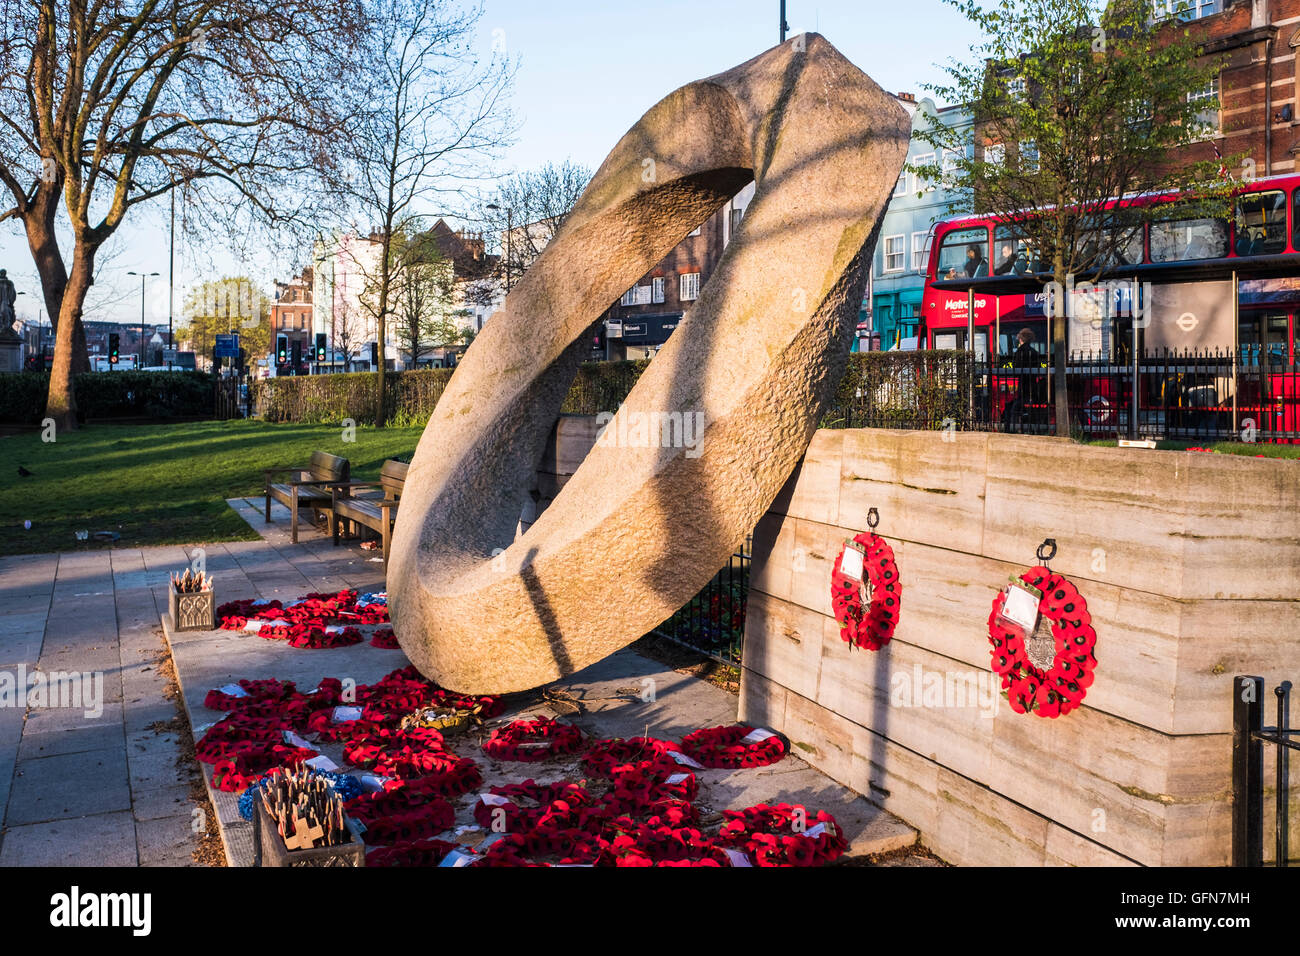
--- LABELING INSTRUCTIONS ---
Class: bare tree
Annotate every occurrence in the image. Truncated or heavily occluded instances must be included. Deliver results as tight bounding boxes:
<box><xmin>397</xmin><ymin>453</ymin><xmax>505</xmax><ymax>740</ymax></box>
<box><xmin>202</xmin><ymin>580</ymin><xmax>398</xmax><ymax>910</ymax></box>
<box><xmin>0</xmin><ymin>1</ymin><xmax>368</xmax><ymax>430</ymax></box>
<box><xmin>474</xmin><ymin>158</ymin><xmax>591</xmax><ymax>295</ymax></box>
<box><xmin>338</xmin><ymin>0</ymin><xmax>515</xmax><ymax>426</ymax></box>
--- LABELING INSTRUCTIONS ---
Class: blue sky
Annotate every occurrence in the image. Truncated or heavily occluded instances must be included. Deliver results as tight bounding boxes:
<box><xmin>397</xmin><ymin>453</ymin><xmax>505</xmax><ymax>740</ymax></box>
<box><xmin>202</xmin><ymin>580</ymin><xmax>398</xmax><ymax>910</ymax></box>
<box><xmin>1</xmin><ymin>0</ymin><xmax>982</xmax><ymax>328</ymax></box>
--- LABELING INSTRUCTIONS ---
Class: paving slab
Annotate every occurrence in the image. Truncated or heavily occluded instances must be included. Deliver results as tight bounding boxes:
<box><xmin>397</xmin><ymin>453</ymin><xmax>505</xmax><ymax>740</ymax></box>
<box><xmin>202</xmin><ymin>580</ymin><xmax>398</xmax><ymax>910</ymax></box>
<box><xmin>0</xmin><ymin>811</ymin><xmax>139</xmax><ymax>867</ymax></box>
<box><xmin>6</xmin><ymin>745</ymin><xmax>131</xmax><ymax>825</ymax></box>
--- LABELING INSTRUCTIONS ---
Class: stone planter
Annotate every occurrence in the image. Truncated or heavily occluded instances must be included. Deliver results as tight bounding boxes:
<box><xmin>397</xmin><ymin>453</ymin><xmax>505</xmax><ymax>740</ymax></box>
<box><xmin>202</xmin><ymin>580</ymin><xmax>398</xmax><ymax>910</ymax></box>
<box><xmin>252</xmin><ymin>800</ymin><xmax>366</xmax><ymax>868</ymax></box>
<box><xmin>168</xmin><ymin>585</ymin><xmax>215</xmax><ymax>632</ymax></box>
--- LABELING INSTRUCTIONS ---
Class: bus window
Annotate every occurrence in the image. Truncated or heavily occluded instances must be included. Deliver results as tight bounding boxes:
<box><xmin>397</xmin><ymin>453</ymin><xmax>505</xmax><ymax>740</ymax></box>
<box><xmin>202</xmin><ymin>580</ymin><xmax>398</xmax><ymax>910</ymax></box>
<box><xmin>1150</xmin><ymin>213</ymin><xmax>1228</xmax><ymax>262</ymax></box>
<box><xmin>1235</xmin><ymin>191</ymin><xmax>1287</xmax><ymax>256</ymax></box>
<box><xmin>936</xmin><ymin>227</ymin><xmax>990</xmax><ymax>279</ymax></box>
<box><xmin>992</xmin><ymin>226</ymin><xmax>1041</xmax><ymax>275</ymax></box>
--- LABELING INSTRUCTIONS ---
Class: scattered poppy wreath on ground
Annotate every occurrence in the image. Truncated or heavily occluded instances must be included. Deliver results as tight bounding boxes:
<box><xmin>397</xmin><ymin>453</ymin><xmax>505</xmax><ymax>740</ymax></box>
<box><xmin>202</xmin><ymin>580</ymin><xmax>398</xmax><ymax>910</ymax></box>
<box><xmin>483</xmin><ymin>717</ymin><xmax>585</xmax><ymax>762</ymax></box>
<box><xmin>717</xmin><ymin>803</ymin><xmax>848</xmax><ymax>867</ymax></box>
<box><xmin>472</xmin><ymin>779</ymin><xmax>594</xmax><ymax>833</ymax></box>
<box><xmin>610</xmin><ymin>825</ymin><xmax>734</xmax><ymax>866</ymax></box>
<box><xmin>987</xmin><ymin>565</ymin><xmax>1098</xmax><ymax>719</ymax></box>
<box><xmin>580</xmin><ymin>737</ymin><xmax>684</xmax><ymax>778</ymax></box>
<box><xmin>474</xmin><ymin>829</ymin><xmax>611</xmax><ymax>867</ymax></box>
<box><xmin>681</xmin><ymin>725</ymin><xmax>786</xmax><ymax>769</ymax></box>
<box><xmin>830</xmin><ymin>532</ymin><xmax>902</xmax><ymax>651</ymax></box>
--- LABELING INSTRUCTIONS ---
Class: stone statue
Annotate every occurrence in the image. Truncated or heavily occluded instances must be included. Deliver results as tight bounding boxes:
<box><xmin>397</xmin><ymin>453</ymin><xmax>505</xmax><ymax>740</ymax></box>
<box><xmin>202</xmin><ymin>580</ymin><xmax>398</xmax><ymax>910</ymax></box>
<box><xmin>0</xmin><ymin>270</ymin><xmax>16</xmax><ymax>327</ymax></box>
<box><xmin>387</xmin><ymin>35</ymin><xmax>909</xmax><ymax>694</ymax></box>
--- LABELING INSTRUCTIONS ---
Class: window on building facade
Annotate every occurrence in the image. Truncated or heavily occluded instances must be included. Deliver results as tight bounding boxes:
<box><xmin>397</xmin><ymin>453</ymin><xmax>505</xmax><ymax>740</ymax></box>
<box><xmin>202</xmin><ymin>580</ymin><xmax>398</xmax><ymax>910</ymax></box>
<box><xmin>1187</xmin><ymin>77</ymin><xmax>1220</xmax><ymax>138</ymax></box>
<box><xmin>911</xmin><ymin>232</ymin><xmax>929</xmax><ymax>272</ymax></box>
<box><xmin>911</xmin><ymin>153</ymin><xmax>935</xmax><ymax>193</ymax></box>
<box><xmin>680</xmin><ymin>272</ymin><xmax>701</xmax><ymax>301</ymax></box>
<box><xmin>1018</xmin><ymin>139</ymin><xmax>1039</xmax><ymax>173</ymax></box>
<box><xmin>652</xmin><ymin>276</ymin><xmax>665</xmax><ymax>304</ymax></box>
<box><xmin>984</xmin><ymin>143</ymin><xmax>1005</xmax><ymax>168</ymax></box>
<box><xmin>883</xmin><ymin>235</ymin><xmax>906</xmax><ymax>273</ymax></box>
<box><xmin>892</xmin><ymin>172</ymin><xmax>907</xmax><ymax>198</ymax></box>
<box><xmin>730</xmin><ymin>207</ymin><xmax>744</xmax><ymax>233</ymax></box>
<box><xmin>1005</xmin><ymin>76</ymin><xmax>1026</xmax><ymax>102</ymax></box>
<box><xmin>1154</xmin><ymin>0</ymin><xmax>1219</xmax><ymax>20</ymax></box>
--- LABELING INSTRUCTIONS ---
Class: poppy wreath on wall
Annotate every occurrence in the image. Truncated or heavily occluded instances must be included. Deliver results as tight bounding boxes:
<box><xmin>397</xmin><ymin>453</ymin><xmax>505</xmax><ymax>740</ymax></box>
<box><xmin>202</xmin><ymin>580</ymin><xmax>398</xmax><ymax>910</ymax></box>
<box><xmin>680</xmin><ymin>725</ymin><xmax>785</xmax><ymax>769</ymax></box>
<box><xmin>986</xmin><ymin>540</ymin><xmax>1098</xmax><ymax>719</ymax></box>
<box><xmin>829</xmin><ymin>509</ymin><xmax>901</xmax><ymax>651</ymax></box>
<box><xmin>482</xmin><ymin>717</ymin><xmax>585</xmax><ymax>762</ymax></box>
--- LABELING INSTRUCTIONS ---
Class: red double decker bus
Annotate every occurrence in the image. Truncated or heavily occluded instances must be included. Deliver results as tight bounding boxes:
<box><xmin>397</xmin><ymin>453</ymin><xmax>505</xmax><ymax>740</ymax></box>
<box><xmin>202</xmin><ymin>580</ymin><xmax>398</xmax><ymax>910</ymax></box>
<box><xmin>919</xmin><ymin>174</ymin><xmax>1300</xmax><ymax>438</ymax></box>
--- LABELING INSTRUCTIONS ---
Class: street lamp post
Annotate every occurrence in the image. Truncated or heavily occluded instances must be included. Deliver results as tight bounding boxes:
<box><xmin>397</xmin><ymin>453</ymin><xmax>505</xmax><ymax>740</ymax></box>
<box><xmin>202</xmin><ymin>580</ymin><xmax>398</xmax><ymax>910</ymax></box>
<box><xmin>128</xmin><ymin>270</ymin><xmax>160</xmax><ymax>368</ymax></box>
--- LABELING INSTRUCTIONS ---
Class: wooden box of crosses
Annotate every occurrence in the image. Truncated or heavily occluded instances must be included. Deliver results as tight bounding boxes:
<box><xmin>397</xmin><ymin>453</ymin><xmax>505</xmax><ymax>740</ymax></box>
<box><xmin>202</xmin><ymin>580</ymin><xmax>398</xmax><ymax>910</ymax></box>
<box><xmin>253</xmin><ymin>799</ymin><xmax>366</xmax><ymax>868</ymax></box>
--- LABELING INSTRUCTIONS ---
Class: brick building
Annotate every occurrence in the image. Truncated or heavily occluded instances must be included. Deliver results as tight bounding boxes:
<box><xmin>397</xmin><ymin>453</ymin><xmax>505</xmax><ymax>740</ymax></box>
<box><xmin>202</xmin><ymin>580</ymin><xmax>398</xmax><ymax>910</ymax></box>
<box><xmin>601</xmin><ymin>183</ymin><xmax>754</xmax><ymax>360</ymax></box>
<box><xmin>272</xmin><ymin>266</ymin><xmax>314</xmax><ymax>372</ymax></box>
<box><xmin>1176</xmin><ymin>0</ymin><xmax>1300</xmax><ymax>178</ymax></box>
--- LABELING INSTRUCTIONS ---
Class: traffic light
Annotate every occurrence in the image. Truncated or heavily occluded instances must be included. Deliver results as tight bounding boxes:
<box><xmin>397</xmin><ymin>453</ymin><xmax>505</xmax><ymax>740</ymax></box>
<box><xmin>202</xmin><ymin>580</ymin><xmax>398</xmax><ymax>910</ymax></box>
<box><xmin>108</xmin><ymin>332</ymin><xmax>119</xmax><ymax>365</ymax></box>
<box><xmin>276</xmin><ymin>335</ymin><xmax>288</xmax><ymax>365</ymax></box>
<box><xmin>315</xmin><ymin>333</ymin><xmax>327</xmax><ymax>363</ymax></box>
<box><xmin>291</xmin><ymin>338</ymin><xmax>302</xmax><ymax>373</ymax></box>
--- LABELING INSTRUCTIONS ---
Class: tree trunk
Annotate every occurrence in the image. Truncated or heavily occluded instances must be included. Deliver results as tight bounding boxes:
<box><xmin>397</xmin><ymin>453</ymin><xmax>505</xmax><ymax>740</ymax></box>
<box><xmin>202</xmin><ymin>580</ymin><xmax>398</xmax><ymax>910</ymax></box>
<box><xmin>21</xmin><ymin>188</ymin><xmax>92</xmax><ymax>374</ymax></box>
<box><xmin>1052</xmin><ymin>253</ymin><xmax>1071</xmax><ymax>439</ymax></box>
<box><xmin>44</xmin><ymin>245</ymin><xmax>97</xmax><ymax>432</ymax></box>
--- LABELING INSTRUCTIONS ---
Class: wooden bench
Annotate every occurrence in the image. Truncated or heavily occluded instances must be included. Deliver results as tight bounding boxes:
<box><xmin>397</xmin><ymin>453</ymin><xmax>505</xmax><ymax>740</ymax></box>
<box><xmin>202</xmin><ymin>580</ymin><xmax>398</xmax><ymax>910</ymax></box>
<box><xmin>330</xmin><ymin>459</ymin><xmax>408</xmax><ymax>566</ymax></box>
<box><xmin>264</xmin><ymin>451</ymin><xmax>351</xmax><ymax>544</ymax></box>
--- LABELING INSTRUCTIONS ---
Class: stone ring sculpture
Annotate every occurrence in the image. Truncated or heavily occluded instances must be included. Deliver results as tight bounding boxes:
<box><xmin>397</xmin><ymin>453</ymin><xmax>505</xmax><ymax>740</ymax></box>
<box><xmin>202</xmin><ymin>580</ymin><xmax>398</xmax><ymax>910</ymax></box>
<box><xmin>388</xmin><ymin>34</ymin><xmax>909</xmax><ymax>694</ymax></box>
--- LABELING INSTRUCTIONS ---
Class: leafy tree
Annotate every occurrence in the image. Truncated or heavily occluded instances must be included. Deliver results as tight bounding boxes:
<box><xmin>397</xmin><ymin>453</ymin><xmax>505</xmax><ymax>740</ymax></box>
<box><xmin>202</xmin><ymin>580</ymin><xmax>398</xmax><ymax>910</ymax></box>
<box><xmin>913</xmin><ymin>0</ymin><xmax>1233</xmax><ymax>435</ymax></box>
<box><xmin>387</xmin><ymin>223</ymin><xmax>458</xmax><ymax>367</ymax></box>
<box><xmin>179</xmin><ymin>277</ymin><xmax>272</xmax><ymax>367</ymax></box>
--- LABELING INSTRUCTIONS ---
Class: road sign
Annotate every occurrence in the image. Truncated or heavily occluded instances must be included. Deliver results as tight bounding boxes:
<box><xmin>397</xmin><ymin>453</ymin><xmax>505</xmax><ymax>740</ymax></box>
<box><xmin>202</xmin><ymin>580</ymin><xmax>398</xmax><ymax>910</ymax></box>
<box><xmin>162</xmin><ymin>349</ymin><xmax>178</xmax><ymax>365</ymax></box>
<box><xmin>214</xmin><ymin>334</ymin><xmax>240</xmax><ymax>358</ymax></box>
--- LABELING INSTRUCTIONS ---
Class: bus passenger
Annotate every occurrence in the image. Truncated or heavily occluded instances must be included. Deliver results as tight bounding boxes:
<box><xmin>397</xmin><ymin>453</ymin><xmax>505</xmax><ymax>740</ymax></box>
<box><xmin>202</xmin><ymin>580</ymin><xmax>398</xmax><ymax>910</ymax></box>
<box><xmin>965</xmin><ymin>243</ymin><xmax>988</xmax><ymax>278</ymax></box>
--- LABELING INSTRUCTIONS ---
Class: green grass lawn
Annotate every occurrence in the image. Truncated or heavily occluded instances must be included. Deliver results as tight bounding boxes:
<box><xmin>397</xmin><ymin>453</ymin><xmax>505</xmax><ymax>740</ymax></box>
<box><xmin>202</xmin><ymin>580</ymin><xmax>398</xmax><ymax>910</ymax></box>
<box><xmin>0</xmin><ymin>420</ymin><xmax>424</xmax><ymax>557</ymax></box>
<box><xmin>1084</xmin><ymin>437</ymin><xmax>1300</xmax><ymax>459</ymax></box>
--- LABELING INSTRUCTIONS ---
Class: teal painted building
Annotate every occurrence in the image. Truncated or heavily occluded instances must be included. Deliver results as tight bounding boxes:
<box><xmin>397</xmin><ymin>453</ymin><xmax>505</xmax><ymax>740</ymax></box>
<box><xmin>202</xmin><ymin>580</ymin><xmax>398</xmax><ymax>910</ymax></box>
<box><xmin>860</xmin><ymin>95</ymin><xmax>972</xmax><ymax>351</ymax></box>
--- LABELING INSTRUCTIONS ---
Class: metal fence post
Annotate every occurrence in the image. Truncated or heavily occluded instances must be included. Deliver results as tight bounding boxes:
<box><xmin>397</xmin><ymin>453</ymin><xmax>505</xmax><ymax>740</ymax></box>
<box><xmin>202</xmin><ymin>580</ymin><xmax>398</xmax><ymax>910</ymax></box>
<box><xmin>1233</xmin><ymin>674</ymin><xmax>1265</xmax><ymax>867</ymax></box>
<box><xmin>1276</xmin><ymin>681</ymin><xmax>1292</xmax><ymax>868</ymax></box>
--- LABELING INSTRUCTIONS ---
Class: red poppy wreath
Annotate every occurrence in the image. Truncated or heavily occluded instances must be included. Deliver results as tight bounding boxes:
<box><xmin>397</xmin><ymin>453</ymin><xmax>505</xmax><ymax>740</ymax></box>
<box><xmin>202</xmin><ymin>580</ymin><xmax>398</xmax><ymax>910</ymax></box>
<box><xmin>830</xmin><ymin>532</ymin><xmax>901</xmax><ymax>650</ymax></box>
<box><xmin>482</xmin><ymin>717</ymin><xmax>584</xmax><ymax>762</ymax></box>
<box><xmin>987</xmin><ymin>565</ymin><xmax>1098</xmax><ymax>719</ymax></box>
<box><xmin>680</xmin><ymin>725</ymin><xmax>785</xmax><ymax>769</ymax></box>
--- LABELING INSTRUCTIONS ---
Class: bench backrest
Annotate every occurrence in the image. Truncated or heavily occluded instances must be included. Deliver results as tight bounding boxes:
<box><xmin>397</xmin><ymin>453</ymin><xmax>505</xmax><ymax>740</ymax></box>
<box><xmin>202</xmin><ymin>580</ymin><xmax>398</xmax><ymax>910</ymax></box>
<box><xmin>308</xmin><ymin>451</ymin><xmax>350</xmax><ymax>483</ymax></box>
<box><xmin>380</xmin><ymin>459</ymin><xmax>408</xmax><ymax>499</ymax></box>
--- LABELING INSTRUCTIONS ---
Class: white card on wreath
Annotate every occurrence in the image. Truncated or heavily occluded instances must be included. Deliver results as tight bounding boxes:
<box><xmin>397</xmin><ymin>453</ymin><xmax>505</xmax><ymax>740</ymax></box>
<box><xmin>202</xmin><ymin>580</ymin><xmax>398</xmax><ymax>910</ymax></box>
<box><xmin>839</xmin><ymin>545</ymin><xmax>865</xmax><ymax>581</ymax></box>
<box><xmin>666</xmin><ymin>750</ymin><xmax>705</xmax><ymax>769</ymax></box>
<box><xmin>217</xmin><ymin>683</ymin><xmax>249</xmax><ymax>698</ymax></box>
<box><xmin>331</xmin><ymin>705</ymin><xmax>364</xmax><ymax>723</ymax></box>
<box><xmin>1001</xmin><ymin>584</ymin><xmax>1041</xmax><ymax>632</ymax></box>
<box><xmin>741</xmin><ymin>728</ymin><xmax>776</xmax><ymax>745</ymax></box>
<box><xmin>479</xmin><ymin>793</ymin><xmax>511</xmax><ymax>807</ymax></box>
<box><xmin>304</xmin><ymin>754</ymin><xmax>338</xmax><ymax>772</ymax></box>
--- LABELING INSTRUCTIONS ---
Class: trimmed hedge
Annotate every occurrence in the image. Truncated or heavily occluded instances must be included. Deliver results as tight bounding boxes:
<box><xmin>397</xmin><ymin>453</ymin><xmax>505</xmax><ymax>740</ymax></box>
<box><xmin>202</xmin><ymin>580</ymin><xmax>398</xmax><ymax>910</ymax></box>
<box><xmin>252</xmin><ymin>361</ymin><xmax>652</xmax><ymax>426</ymax></box>
<box><xmin>0</xmin><ymin>370</ymin><xmax>217</xmax><ymax>425</ymax></box>
<box><xmin>245</xmin><ymin>352</ymin><xmax>973</xmax><ymax>431</ymax></box>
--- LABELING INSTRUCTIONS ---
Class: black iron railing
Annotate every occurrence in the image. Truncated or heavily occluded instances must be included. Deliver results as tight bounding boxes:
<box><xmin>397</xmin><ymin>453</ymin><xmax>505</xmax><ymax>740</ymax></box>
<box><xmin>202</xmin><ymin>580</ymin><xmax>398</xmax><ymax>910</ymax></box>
<box><xmin>652</xmin><ymin>536</ymin><xmax>750</xmax><ymax>667</ymax></box>
<box><xmin>1233</xmin><ymin>675</ymin><xmax>1296</xmax><ymax>867</ymax></box>
<box><xmin>825</xmin><ymin>349</ymin><xmax>1300</xmax><ymax>443</ymax></box>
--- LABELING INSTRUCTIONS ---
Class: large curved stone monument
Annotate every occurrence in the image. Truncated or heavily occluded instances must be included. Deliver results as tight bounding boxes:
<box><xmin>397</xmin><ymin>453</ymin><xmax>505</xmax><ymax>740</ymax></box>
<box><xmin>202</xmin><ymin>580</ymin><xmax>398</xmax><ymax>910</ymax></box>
<box><xmin>388</xmin><ymin>34</ymin><xmax>909</xmax><ymax>693</ymax></box>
